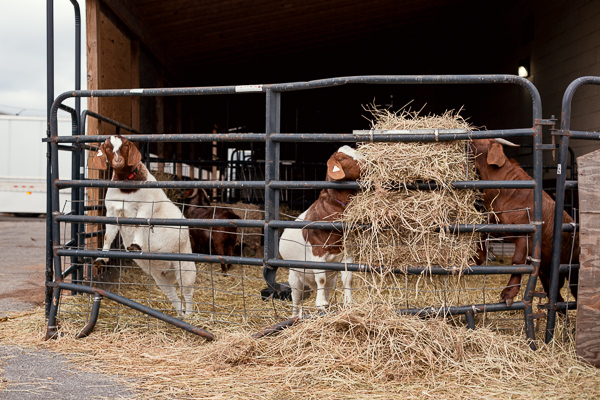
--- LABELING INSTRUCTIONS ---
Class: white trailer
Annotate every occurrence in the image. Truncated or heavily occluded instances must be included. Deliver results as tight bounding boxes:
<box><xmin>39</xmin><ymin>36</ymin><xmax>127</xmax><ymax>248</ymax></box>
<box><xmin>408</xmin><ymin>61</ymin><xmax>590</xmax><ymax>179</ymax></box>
<box><xmin>0</xmin><ymin>115</ymin><xmax>72</xmax><ymax>216</ymax></box>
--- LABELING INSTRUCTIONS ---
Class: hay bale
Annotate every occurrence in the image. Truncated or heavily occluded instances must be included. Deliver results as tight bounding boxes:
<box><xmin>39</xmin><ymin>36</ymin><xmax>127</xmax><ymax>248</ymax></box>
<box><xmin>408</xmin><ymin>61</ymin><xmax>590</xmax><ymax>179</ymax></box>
<box><xmin>343</xmin><ymin>106</ymin><xmax>484</xmax><ymax>272</ymax></box>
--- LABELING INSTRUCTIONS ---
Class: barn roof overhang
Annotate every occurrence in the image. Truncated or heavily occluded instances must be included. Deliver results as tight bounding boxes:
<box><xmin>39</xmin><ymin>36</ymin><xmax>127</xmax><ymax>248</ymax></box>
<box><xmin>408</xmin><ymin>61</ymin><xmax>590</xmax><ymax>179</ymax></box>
<box><xmin>103</xmin><ymin>0</ymin><xmax>469</xmax><ymax>84</ymax></box>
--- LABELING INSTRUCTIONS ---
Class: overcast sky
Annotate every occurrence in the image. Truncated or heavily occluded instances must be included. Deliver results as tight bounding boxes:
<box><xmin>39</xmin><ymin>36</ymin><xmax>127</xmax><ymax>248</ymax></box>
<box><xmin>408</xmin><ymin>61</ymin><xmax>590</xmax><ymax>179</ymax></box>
<box><xmin>0</xmin><ymin>0</ymin><xmax>87</xmax><ymax>116</ymax></box>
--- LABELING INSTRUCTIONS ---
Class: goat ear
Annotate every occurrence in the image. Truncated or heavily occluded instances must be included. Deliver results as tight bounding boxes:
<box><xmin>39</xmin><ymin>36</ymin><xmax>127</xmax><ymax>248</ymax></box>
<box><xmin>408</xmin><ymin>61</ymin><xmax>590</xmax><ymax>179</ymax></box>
<box><xmin>91</xmin><ymin>144</ymin><xmax>108</xmax><ymax>170</ymax></box>
<box><xmin>127</xmin><ymin>142</ymin><xmax>142</xmax><ymax>166</ymax></box>
<box><xmin>487</xmin><ymin>142</ymin><xmax>507</xmax><ymax>167</ymax></box>
<box><xmin>327</xmin><ymin>158</ymin><xmax>346</xmax><ymax>180</ymax></box>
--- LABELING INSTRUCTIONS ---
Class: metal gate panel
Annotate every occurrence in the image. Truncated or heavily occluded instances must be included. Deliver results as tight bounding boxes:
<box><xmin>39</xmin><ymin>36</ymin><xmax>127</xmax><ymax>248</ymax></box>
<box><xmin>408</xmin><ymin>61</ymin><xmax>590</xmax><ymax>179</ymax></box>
<box><xmin>45</xmin><ymin>75</ymin><xmax>549</xmax><ymax>346</ymax></box>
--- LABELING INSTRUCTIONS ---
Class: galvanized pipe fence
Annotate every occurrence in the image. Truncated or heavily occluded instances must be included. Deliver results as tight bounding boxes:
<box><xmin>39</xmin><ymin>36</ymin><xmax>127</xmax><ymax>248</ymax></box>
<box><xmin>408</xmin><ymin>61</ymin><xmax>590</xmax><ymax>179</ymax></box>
<box><xmin>44</xmin><ymin>74</ymin><xmax>577</xmax><ymax>347</ymax></box>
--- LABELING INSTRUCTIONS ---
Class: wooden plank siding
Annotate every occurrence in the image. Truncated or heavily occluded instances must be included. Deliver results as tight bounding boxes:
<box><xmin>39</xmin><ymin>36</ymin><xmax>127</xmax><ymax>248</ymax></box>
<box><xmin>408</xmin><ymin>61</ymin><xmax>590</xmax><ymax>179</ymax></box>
<box><xmin>576</xmin><ymin>149</ymin><xmax>600</xmax><ymax>367</ymax></box>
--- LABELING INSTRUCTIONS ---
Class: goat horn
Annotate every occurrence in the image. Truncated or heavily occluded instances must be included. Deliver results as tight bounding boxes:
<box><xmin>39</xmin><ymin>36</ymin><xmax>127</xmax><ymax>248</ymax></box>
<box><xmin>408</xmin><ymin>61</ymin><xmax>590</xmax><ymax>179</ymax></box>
<box><xmin>494</xmin><ymin>138</ymin><xmax>520</xmax><ymax>147</ymax></box>
<box><xmin>185</xmin><ymin>188</ymin><xmax>198</xmax><ymax>198</ymax></box>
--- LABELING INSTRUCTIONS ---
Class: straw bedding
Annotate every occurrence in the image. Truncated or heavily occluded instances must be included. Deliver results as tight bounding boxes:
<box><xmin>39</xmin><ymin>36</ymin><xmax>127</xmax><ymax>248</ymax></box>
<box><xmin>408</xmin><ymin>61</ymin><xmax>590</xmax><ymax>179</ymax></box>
<box><xmin>1</xmin><ymin>306</ymin><xmax>597</xmax><ymax>399</ymax></box>
<box><xmin>11</xmin><ymin>109</ymin><xmax>590</xmax><ymax>398</ymax></box>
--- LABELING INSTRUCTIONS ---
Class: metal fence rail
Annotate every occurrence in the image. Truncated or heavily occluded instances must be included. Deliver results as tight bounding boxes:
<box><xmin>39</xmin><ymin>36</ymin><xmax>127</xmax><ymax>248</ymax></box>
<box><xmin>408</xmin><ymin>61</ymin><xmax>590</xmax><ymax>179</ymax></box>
<box><xmin>45</xmin><ymin>74</ymin><xmax>555</xmax><ymax>346</ymax></box>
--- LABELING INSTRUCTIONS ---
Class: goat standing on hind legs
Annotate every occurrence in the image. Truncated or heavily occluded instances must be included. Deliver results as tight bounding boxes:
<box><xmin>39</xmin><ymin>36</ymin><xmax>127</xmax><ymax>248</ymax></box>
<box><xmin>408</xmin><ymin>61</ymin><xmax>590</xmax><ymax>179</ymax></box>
<box><xmin>91</xmin><ymin>135</ymin><xmax>197</xmax><ymax>315</ymax></box>
<box><xmin>279</xmin><ymin>146</ymin><xmax>362</xmax><ymax>318</ymax></box>
<box><xmin>470</xmin><ymin>138</ymin><xmax>579</xmax><ymax>306</ymax></box>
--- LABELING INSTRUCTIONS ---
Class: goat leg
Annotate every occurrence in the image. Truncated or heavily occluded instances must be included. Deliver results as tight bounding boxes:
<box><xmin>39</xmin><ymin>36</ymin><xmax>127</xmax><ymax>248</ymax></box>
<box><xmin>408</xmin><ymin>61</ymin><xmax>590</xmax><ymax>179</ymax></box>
<box><xmin>500</xmin><ymin>237</ymin><xmax>528</xmax><ymax>306</ymax></box>
<box><xmin>92</xmin><ymin>221</ymin><xmax>120</xmax><ymax>270</ymax></box>
<box><xmin>340</xmin><ymin>268</ymin><xmax>353</xmax><ymax>306</ymax></box>
<box><xmin>500</xmin><ymin>273</ymin><xmax>522</xmax><ymax>306</ymax></box>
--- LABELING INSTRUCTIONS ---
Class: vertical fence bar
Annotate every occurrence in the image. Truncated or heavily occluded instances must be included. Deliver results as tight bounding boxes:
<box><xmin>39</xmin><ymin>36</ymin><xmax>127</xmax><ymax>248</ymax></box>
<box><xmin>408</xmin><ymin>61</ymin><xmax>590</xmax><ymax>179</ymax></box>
<box><xmin>45</xmin><ymin>0</ymin><xmax>54</xmax><ymax>317</ymax></box>
<box><xmin>545</xmin><ymin>77</ymin><xmax>600</xmax><ymax>343</ymax></box>
<box><xmin>519</xmin><ymin>81</ymin><xmax>544</xmax><ymax>348</ymax></box>
<box><xmin>263</xmin><ymin>88</ymin><xmax>281</xmax><ymax>293</ymax></box>
<box><xmin>69</xmin><ymin>0</ymin><xmax>83</xmax><ymax>287</ymax></box>
<box><xmin>46</xmin><ymin>100</ymin><xmax>65</xmax><ymax>339</ymax></box>
<box><xmin>521</xmin><ymin>119</ymin><xmax>543</xmax><ymax>348</ymax></box>
<box><xmin>546</xmin><ymin>132</ymin><xmax>571</xmax><ymax>343</ymax></box>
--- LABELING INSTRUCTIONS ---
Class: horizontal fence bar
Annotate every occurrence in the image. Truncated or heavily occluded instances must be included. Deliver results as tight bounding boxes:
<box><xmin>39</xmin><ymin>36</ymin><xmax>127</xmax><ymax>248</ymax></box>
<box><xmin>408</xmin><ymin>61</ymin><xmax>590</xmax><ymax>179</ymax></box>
<box><xmin>48</xmin><ymin>130</ymin><xmax>534</xmax><ymax>144</ymax></box>
<box><xmin>56</xmin><ymin>178</ymin><xmax>536</xmax><ymax>192</ymax></box>
<box><xmin>56</xmin><ymin>249</ymin><xmax>264</xmax><ymax>266</ymax></box>
<box><xmin>270</xmin><ymin>220</ymin><xmax>536</xmax><ymax>234</ymax></box>
<box><xmin>50</xmin><ymin>282</ymin><xmax>214</xmax><ymax>340</ymax></box>
<box><xmin>272</xmin><ymin>129</ymin><xmax>534</xmax><ymax>142</ymax></box>
<box><xmin>269</xmin><ymin>180</ymin><xmax>537</xmax><ymax>190</ymax></box>
<box><xmin>56</xmin><ymin>214</ymin><xmax>535</xmax><ymax>234</ymax></box>
<box><xmin>56</xmin><ymin>214</ymin><xmax>263</xmax><ymax>228</ymax></box>
<box><xmin>51</xmin><ymin>75</ymin><xmax>537</xmax><ymax>105</ymax></box>
<box><xmin>82</xmin><ymin>110</ymin><xmax>142</xmax><ymax>134</ymax></box>
<box><xmin>567</xmin><ymin>130</ymin><xmax>600</xmax><ymax>140</ymax></box>
<box><xmin>268</xmin><ymin>74</ymin><xmax>539</xmax><ymax>92</ymax></box>
<box><xmin>47</xmin><ymin>133</ymin><xmax>267</xmax><ymax>143</ymax></box>
<box><xmin>555</xmin><ymin>301</ymin><xmax>577</xmax><ymax>311</ymax></box>
<box><xmin>565</xmin><ymin>180</ymin><xmax>578</xmax><ymax>189</ymax></box>
<box><xmin>55</xmin><ymin>180</ymin><xmax>265</xmax><ymax>189</ymax></box>
<box><xmin>267</xmin><ymin>259</ymin><xmax>534</xmax><ymax>275</ymax></box>
<box><xmin>559</xmin><ymin>264</ymin><xmax>579</xmax><ymax>273</ymax></box>
<box><xmin>562</xmin><ymin>223</ymin><xmax>578</xmax><ymax>232</ymax></box>
<box><xmin>398</xmin><ymin>300</ymin><xmax>527</xmax><ymax>317</ymax></box>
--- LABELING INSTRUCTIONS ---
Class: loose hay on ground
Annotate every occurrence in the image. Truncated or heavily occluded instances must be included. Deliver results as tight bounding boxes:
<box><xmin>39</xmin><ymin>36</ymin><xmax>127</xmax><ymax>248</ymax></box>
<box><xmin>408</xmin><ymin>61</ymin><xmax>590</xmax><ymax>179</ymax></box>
<box><xmin>1</xmin><ymin>306</ymin><xmax>597</xmax><ymax>399</ymax></box>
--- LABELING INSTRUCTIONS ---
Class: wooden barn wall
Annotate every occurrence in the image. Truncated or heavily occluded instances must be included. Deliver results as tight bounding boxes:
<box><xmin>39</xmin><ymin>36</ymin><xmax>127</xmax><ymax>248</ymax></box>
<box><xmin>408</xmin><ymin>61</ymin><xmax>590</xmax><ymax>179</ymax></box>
<box><xmin>86</xmin><ymin>0</ymin><xmax>138</xmax><ymax>136</ymax></box>
<box><xmin>530</xmin><ymin>0</ymin><xmax>600</xmax><ymax>178</ymax></box>
<box><xmin>86</xmin><ymin>0</ymin><xmax>184</xmax><ymax>175</ymax></box>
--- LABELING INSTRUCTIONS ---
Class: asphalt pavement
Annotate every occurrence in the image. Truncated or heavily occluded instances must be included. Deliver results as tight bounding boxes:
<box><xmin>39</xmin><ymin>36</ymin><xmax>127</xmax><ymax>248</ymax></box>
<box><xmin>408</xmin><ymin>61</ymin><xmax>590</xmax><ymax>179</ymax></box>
<box><xmin>0</xmin><ymin>213</ymin><xmax>135</xmax><ymax>399</ymax></box>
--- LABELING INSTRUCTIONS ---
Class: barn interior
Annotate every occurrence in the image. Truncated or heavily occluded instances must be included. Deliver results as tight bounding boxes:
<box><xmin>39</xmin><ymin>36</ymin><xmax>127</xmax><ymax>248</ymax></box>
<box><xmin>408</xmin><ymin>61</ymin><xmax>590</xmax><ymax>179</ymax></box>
<box><xmin>86</xmin><ymin>0</ymin><xmax>560</xmax><ymax>208</ymax></box>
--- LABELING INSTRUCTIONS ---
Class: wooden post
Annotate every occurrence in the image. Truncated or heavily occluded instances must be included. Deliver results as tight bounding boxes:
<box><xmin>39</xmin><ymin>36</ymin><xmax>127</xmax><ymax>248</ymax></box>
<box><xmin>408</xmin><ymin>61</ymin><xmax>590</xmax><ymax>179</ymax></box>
<box><xmin>85</xmin><ymin>0</ymin><xmax>102</xmax><ymax>251</ymax></box>
<box><xmin>576</xmin><ymin>149</ymin><xmax>600</xmax><ymax>367</ymax></box>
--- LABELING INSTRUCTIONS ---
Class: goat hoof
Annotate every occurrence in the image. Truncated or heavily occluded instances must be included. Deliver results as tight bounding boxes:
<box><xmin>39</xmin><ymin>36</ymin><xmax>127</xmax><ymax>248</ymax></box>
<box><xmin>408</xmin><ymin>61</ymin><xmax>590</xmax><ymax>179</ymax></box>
<box><xmin>127</xmin><ymin>243</ymin><xmax>142</xmax><ymax>252</ymax></box>
<box><xmin>92</xmin><ymin>259</ymin><xmax>106</xmax><ymax>269</ymax></box>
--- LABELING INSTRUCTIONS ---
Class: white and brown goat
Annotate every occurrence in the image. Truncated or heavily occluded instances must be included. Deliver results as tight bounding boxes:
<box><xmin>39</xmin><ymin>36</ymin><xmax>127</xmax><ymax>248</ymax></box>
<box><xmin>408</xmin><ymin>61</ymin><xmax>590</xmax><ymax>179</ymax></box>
<box><xmin>91</xmin><ymin>135</ymin><xmax>196</xmax><ymax>315</ymax></box>
<box><xmin>279</xmin><ymin>145</ymin><xmax>362</xmax><ymax>317</ymax></box>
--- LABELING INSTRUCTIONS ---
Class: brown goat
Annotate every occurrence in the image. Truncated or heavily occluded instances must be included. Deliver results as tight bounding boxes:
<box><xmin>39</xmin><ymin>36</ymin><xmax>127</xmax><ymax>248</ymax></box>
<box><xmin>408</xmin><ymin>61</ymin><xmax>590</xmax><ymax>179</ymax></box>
<box><xmin>471</xmin><ymin>138</ymin><xmax>579</xmax><ymax>305</ymax></box>
<box><xmin>183</xmin><ymin>189</ymin><xmax>239</xmax><ymax>273</ymax></box>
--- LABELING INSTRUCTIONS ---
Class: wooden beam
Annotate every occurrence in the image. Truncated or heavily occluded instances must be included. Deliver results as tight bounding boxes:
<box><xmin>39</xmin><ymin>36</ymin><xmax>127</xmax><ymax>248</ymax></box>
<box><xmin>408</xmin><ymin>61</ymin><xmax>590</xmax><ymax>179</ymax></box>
<box><xmin>102</xmin><ymin>0</ymin><xmax>175</xmax><ymax>76</ymax></box>
<box><xmin>131</xmin><ymin>38</ymin><xmax>140</xmax><ymax>132</ymax></box>
<box><xmin>85</xmin><ymin>0</ymin><xmax>103</xmax><ymax>250</ymax></box>
<box><xmin>576</xmin><ymin>149</ymin><xmax>600</xmax><ymax>367</ymax></box>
